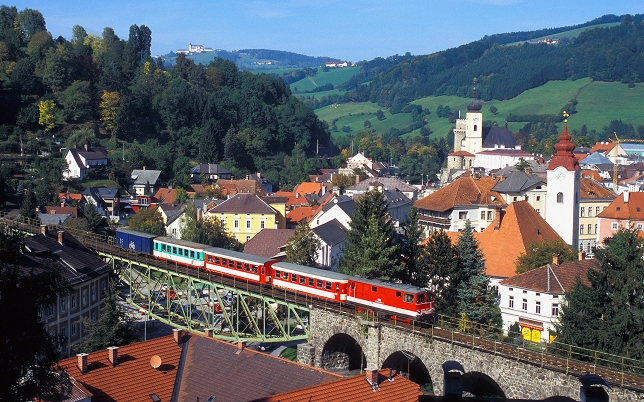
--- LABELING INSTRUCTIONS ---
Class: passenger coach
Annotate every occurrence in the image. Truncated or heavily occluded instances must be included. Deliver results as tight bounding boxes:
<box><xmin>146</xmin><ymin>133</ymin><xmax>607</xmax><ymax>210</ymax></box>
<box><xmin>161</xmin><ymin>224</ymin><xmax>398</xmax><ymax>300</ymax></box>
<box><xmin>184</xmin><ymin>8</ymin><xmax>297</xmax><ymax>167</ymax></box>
<box><xmin>153</xmin><ymin>237</ymin><xmax>210</xmax><ymax>268</ymax></box>
<box><xmin>348</xmin><ymin>278</ymin><xmax>434</xmax><ymax>321</ymax></box>
<box><xmin>271</xmin><ymin>262</ymin><xmax>349</xmax><ymax>301</ymax></box>
<box><xmin>204</xmin><ymin>247</ymin><xmax>276</xmax><ymax>284</ymax></box>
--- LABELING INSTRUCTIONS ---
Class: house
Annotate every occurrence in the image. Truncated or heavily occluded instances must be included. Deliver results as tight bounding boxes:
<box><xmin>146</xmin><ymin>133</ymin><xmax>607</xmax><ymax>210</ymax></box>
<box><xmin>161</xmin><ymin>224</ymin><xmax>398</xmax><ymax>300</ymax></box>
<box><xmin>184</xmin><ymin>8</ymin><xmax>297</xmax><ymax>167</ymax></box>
<box><xmin>206</xmin><ymin>193</ymin><xmax>284</xmax><ymax>243</ymax></box>
<box><xmin>128</xmin><ymin>169</ymin><xmax>162</xmax><ymax>196</ymax></box>
<box><xmin>273</xmin><ymin>190</ymin><xmax>314</xmax><ymax>211</ymax></box>
<box><xmin>492</xmin><ymin>170</ymin><xmax>547</xmax><ymax>218</ymax></box>
<box><xmin>191</xmin><ymin>163</ymin><xmax>233</xmax><ymax>182</ymax></box>
<box><xmin>286</xmin><ymin>206</ymin><xmax>317</xmax><ymax>228</ymax></box>
<box><xmin>596</xmin><ymin>191</ymin><xmax>644</xmax><ymax>244</ymax></box>
<box><xmin>216</xmin><ymin>178</ymin><xmax>270</xmax><ymax>197</ymax></box>
<box><xmin>498</xmin><ymin>254</ymin><xmax>596</xmax><ymax>344</ymax></box>
<box><xmin>474</xmin><ymin>148</ymin><xmax>536</xmax><ymax>171</ymax></box>
<box><xmin>62</xmin><ymin>146</ymin><xmax>109</xmax><ymax>180</ymax></box>
<box><xmin>158</xmin><ymin>204</ymin><xmax>185</xmax><ymax>238</ymax></box>
<box><xmin>309</xmin><ymin>194</ymin><xmax>356</xmax><ymax>230</ymax></box>
<box><xmin>345</xmin><ymin>176</ymin><xmax>418</xmax><ymax>201</ymax></box>
<box><xmin>40</xmin><ymin>205</ymin><xmax>79</xmax><ymax>219</ymax></box>
<box><xmin>351</xmin><ymin>185</ymin><xmax>413</xmax><ymax>226</ymax></box>
<box><xmin>294</xmin><ymin>181</ymin><xmax>324</xmax><ymax>197</ymax></box>
<box><xmin>249</xmin><ymin>172</ymin><xmax>273</xmax><ymax>193</ymax></box>
<box><xmin>578</xmin><ymin>177</ymin><xmax>616</xmax><ymax>254</ymax></box>
<box><xmin>243</xmin><ymin>228</ymin><xmax>295</xmax><ymax>259</ymax></box>
<box><xmin>153</xmin><ymin>187</ymin><xmax>181</xmax><ymax>205</ymax></box>
<box><xmin>25</xmin><ymin>227</ymin><xmax>110</xmax><ymax>357</ymax></box>
<box><xmin>414</xmin><ymin>175</ymin><xmax>505</xmax><ymax>235</ymax></box>
<box><xmin>312</xmin><ymin>219</ymin><xmax>346</xmax><ymax>271</ymax></box>
<box><xmin>82</xmin><ymin>187</ymin><xmax>120</xmax><ymax>221</ymax></box>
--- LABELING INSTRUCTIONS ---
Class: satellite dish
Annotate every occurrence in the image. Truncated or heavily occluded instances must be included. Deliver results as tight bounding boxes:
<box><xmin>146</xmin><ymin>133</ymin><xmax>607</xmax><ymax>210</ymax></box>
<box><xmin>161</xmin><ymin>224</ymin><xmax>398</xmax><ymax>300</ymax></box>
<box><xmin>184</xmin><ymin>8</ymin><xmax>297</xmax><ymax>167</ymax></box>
<box><xmin>150</xmin><ymin>355</ymin><xmax>162</xmax><ymax>369</ymax></box>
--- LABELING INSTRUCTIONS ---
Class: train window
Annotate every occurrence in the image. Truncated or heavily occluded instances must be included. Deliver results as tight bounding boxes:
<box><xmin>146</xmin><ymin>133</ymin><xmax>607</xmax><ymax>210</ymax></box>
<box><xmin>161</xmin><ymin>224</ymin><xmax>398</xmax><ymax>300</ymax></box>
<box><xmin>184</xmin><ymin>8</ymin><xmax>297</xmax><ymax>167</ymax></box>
<box><xmin>228</xmin><ymin>260</ymin><xmax>234</xmax><ymax>268</ymax></box>
<box><xmin>300</xmin><ymin>276</ymin><xmax>306</xmax><ymax>284</ymax></box>
<box><xmin>190</xmin><ymin>250</ymin><xmax>195</xmax><ymax>258</ymax></box>
<box><xmin>316</xmin><ymin>279</ymin><xmax>323</xmax><ymax>288</ymax></box>
<box><xmin>292</xmin><ymin>274</ymin><xmax>297</xmax><ymax>282</ymax></box>
<box><xmin>252</xmin><ymin>265</ymin><xmax>258</xmax><ymax>273</ymax></box>
<box><xmin>244</xmin><ymin>263</ymin><xmax>250</xmax><ymax>271</ymax></box>
<box><xmin>172</xmin><ymin>247</ymin><xmax>177</xmax><ymax>254</ymax></box>
<box><xmin>261</xmin><ymin>266</ymin><xmax>265</xmax><ymax>274</ymax></box>
<box><xmin>404</xmin><ymin>294</ymin><xmax>414</xmax><ymax>303</ymax></box>
<box><xmin>372</xmin><ymin>286</ymin><xmax>377</xmax><ymax>292</ymax></box>
<box><xmin>275</xmin><ymin>271</ymin><xmax>281</xmax><ymax>279</ymax></box>
<box><xmin>308</xmin><ymin>277</ymin><xmax>314</xmax><ymax>286</ymax></box>
<box><xmin>326</xmin><ymin>282</ymin><xmax>331</xmax><ymax>290</ymax></box>
<box><xmin>336</xmin><ymin>284</ymin><xmax>339</xmax><ymax>291</ymax></box>
<box><xmin>214</xmin><ymin>257</ymin><xmax>220</xmax><ymax>265</ymax></box>
<box><xmin>417</xmin><ymin>293</ymin><xmax>425</xmax><ymax>303</ymax></box>
<box><xmin>396</xmin><ymin>291</ymin><xmax>401</xmax><ymax>298</ymax></box>
<box><xmin>207</xmin><ymin>255</ymin><xmax>212</xmax><ymax>263</ymax></box>
<box><xmin>284</xmin><ymin>272</ymin><xmax>290</xmax><ymax>280</ymax></box>
<box><xmin>236</xmin><ymin>261</ymin><xmax>241</xmax><ymax>270</ymax></box>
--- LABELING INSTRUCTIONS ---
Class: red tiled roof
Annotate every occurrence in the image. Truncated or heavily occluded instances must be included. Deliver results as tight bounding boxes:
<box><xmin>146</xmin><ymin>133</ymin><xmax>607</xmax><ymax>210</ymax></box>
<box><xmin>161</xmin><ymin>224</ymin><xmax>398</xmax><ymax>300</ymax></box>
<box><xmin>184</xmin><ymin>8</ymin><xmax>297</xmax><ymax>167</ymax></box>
<box><xmin>254</xmin><ymin>369</ymin><xmax>421</xmax><ymax>402</ymax></box>
<box><xmin>210</xmin><ymin>193</ymin><xmax>276</xmax><ymax>214</ymax></box>
<box><xmin>589</xmin><ymin>142</ymin><xmax>615</xmax><ymax>154</ymax></box>
<box><xmin>295</xmin><ymin>182</ymin><xmax>323</xmax><ymax>196</ymax></box>
<box><xmin>153</xmin><ymin>188</ymin><xmax>180</xmax><ymax>204</ymax></box>
<box><xmin>58</xmin><ymin>335</ymin><xmax>182</xmax><ymax>402</ymax></box>
<box><xmin>500</xmin><ymin>259</ymin><xmax>597</xmax><ymax>293</ymax></box>
<box><xmin>448</xmin><ymin>150</ymin><xmax>475</xmax><ymax>157</ymax></box>
<box><xmin>579</xmin><ymin>177</ymin><xmax>616</xmax><ymax>200</ymax></box>
<box><xmin>581</xmin><ymin>170</ymin><xmax>603</xmax><ymax>183</ymax></box>
<box><xmin>41</xmin><ymin>206</ymin><xmax>79</xmax><ymax>218</ymax></box>
<box><xmin>286</xmin><ymin>206</ymin><xmax>317</xmax><ymax>225</ymax></box>
<box><xmin>414</xmin><ymin>176</ymin><xmax>505</xmax><ymax>213</ymax></box>
<box><xmin>477</xmin><ymin>201</ymin><xmax>563</xmax><ymax>278</ymax></box>
<box><xmin>597</xmin><ymin>192</ymin><xmax>644</xmax><ymax>219</ymax></box>
<box><xmin>274</xmin><ymin>191</ymin><xmax>311</xmax><ymax>210</ymax></box>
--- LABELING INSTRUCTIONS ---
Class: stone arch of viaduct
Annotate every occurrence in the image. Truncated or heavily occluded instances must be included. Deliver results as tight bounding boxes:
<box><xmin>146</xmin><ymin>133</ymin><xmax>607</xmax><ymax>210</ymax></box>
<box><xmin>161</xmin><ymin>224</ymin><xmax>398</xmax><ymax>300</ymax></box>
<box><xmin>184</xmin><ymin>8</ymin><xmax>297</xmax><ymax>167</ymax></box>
<box><xmin>296</xmin><ymin>307</ymin><xmax>642</xmax><ymax>401</ymax></box>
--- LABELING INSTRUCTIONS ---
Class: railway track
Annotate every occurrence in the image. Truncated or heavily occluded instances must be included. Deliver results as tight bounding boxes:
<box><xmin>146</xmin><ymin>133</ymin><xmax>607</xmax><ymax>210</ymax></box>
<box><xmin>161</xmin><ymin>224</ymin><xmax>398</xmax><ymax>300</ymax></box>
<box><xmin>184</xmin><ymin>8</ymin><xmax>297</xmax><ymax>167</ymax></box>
<box><xmin>3</xmin><ymin>217</ymin><xmax>644</xmax><ymax>392</ymax></box>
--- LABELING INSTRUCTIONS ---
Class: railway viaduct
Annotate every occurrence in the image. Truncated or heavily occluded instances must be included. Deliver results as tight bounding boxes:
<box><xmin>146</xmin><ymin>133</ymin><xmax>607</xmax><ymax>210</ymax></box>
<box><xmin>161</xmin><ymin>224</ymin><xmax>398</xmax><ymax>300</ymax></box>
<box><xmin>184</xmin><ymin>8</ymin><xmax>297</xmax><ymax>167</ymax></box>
<box><xmin>297</xmin><ymin>306</ymin><xmax>643</xmax><ymax>401</ymax></box>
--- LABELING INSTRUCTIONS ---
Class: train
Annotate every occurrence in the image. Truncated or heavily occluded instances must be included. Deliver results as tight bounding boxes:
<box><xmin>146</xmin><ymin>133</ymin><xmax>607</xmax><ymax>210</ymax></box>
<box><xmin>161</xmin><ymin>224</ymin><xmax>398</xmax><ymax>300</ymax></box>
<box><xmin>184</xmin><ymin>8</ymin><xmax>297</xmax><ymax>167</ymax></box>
<box><xmin>115</xmin><ymin>228</ymin><xmax>435</xmax><ymax>321</ymax></box>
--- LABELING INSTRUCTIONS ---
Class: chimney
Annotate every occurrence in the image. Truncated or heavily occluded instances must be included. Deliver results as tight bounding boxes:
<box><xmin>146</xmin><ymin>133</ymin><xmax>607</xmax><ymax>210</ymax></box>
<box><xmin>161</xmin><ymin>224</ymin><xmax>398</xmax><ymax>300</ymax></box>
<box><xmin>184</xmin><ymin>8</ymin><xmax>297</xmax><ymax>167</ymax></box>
<box><xmin>196</xmin><ymin>207</ymin><xmax>203</xmax><ymax>221</ymax></box>
<box><xmin>204</xmin><ymin>328</ymin><xmax>213</xmax><ymax>337</ymax></box>
<box><xmin>623</xmin><ymin>191</ymin><xmax>629</xmax><ymax>203</ymax></box>
<box><xmin>57</xmin><ymin>230</ymin><xmax>64</xmax><ymax>246</ymax></box>
<box><xmin>142</xmin><ymin>165</ymin><xmax>146</xmax><ymax>170</ymax></box>
<box><xmin>77</xmin><ymin>353</ymin><xmax>88</xmax><ymax>374</ymax></box>
<box><xmin>296</xmin><ymin>192</ymin><xmax>299</xmax><ymax>199</ymax></box>
<box><xmin>493</xmin><ymin>208</ymin><xmax>502</xmax><ymax>230</ymax></box>
<box><xmin>237</xmin><ymin>341</ymin><xmax>245</xmax><ymax>351</ymax></box>
<box><xmin>579</xmin><ymin>251</ymin><xmax>586</xmax><ymax>261</ymax></box>
<box><xmin>108</xmin><ymin>346</ymin><xmax>119</xmax><ymax>367</ymax></box>
<box><xmin>552</xmin><ymin>253</ymin><xmax>561</xmax><ymax>265</ymax></box>
<box><xmin>84</xmin><ymin>144</ymin><xmax>88</xmax><ymax>151</ymax></box>
<box><xmin>173</xmin><ymin>328</ymin><xmax>184</xmax><ymax>345</ymax></box>
<box><xmin>355</xmin><ymin>175</ymin><xmax>360</xmax><ymax>184</ymax></box>
<box><xmin>524</xmin><ymin>168</ymin><xmax>531</xmax><ymax>174</ymax></box>
<box><xmin>365</xmin><ymin>368</ymin><xmax>379</xmax><ymax>389</ymax></box>
<box><xmin>40</xmin><ymin>224</ymin><xmax>48</xmax><ymax>235</ymax></box>
<box><xmin>491</xmin><ymin>173</ymin><xmax>496</xmax><ymax>179</ymax></box>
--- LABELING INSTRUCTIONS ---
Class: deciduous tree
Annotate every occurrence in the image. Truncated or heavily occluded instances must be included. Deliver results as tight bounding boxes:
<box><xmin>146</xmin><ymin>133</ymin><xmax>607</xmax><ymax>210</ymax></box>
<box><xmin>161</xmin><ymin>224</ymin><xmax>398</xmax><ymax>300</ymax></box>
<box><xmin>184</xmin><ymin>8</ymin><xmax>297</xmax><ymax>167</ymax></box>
<box><xmin>515</xmin><ymin>238</ymin><xmax>577</xmax><ymax>274</ymax></box>
<box><xmin>285</xmin><ymin>221</ymin><xmax>320</xmax><ymax>267</ymax></box>
<box><xmin>38</xmin><ymin>99</ymin><xmax>56</xmax><ymax>132</ymax></box>
<box><xmin>127</xmin><ymin>206</ymin><xmax>165</xmax><ymax>236</ymax></box>
<box><xmin>100</xmin><ymin>90</ymin><xmax>120</xmax><ymax>136</ymax></box>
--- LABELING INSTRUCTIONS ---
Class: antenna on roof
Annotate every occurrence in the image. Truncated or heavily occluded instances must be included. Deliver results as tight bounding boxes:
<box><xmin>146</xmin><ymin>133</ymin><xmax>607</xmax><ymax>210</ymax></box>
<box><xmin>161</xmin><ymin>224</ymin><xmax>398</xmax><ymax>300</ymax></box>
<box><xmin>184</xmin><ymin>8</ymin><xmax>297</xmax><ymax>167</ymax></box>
<box><xmin>150</xmin><ymin>355</ymin><xmax>162</xmax><ymax>369</ymax></box>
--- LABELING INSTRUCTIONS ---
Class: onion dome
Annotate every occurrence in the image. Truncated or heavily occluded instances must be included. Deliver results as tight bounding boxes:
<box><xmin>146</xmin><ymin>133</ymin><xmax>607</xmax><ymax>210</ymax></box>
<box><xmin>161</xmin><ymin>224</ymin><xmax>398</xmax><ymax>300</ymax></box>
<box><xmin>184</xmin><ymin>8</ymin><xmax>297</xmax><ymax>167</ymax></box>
<box><xmin>547</xmin><ymin>116</ymin><xmax>580</xmax><ymax>171</ymax></box>
<box><xmin>467</xmin><ymin>87</ymin><xmax>482</xmax><ymax>111</ymax></box>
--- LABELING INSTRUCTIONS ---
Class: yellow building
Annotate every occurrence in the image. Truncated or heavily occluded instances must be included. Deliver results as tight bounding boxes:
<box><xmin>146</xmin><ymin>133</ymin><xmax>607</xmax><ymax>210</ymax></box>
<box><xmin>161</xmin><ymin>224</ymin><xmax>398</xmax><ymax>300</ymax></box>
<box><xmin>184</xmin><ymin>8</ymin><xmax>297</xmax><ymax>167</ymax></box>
<box><xmin>206</xmin><ymin>193</ymin><xmax>285</xmax><ymax>243</ymax></box>
<box><xmin>578</xmin><ymin>177</ymin><xmax>616</xmax><ymax>254</ymax></box>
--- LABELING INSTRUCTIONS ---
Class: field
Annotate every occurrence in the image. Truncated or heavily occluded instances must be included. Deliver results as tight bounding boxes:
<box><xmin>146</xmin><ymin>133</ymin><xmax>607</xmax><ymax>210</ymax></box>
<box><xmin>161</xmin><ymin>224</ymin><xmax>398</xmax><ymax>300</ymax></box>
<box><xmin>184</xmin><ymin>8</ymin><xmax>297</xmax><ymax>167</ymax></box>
<box><xmin>289</xmin><ymin>67</ymin><xmax>360</xmax><ymax>92</ymax></box>
<box><xmin>505</xmin><ymin>23</ymin><xmax>620</xmax><ymax>46</ymax></box>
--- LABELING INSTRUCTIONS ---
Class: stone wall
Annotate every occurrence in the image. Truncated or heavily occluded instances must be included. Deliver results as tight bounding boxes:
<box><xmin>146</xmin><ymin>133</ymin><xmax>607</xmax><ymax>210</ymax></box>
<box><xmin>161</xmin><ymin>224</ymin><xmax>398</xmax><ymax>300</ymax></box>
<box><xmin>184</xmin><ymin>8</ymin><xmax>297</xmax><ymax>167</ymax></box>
<box><xmin>305</xmin><ymin>307</ymin><xmax>643</xmax><ymax>401</ymax></box>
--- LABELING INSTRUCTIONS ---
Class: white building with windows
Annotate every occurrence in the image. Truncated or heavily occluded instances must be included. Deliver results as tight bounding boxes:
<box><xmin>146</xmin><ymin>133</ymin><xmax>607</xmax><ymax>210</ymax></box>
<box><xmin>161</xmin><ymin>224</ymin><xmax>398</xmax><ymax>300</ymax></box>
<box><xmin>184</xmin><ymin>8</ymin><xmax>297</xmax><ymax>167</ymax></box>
<box><xmin>498</xmin><ymin>254</ymin><xmax>596</xmax><ymax>343</ymax></box>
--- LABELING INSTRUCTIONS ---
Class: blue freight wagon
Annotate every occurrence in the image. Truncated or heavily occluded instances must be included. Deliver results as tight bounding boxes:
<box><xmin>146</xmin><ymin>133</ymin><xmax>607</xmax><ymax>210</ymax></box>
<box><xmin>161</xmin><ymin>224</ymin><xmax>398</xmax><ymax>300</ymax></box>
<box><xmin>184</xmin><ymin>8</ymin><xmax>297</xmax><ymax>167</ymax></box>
<box><xmin>115</xmin><ymin>228</ymin><xmax>157</xmax><ymax>254</ymax></box>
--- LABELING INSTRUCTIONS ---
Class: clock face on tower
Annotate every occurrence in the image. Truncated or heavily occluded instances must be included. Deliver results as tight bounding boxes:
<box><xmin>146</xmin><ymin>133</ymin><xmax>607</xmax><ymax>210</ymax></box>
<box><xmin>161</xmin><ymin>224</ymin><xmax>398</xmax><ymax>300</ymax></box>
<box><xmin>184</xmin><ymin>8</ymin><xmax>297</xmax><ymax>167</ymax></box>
<box><xmin>555</xmin><ymin>167</ymin><xmax>566</xmax><ymax>180</ymax></box>
<box><xmin>472</xmin><ymin>115</ymin><xmax>480</xmax><ymax>123</ymax></box>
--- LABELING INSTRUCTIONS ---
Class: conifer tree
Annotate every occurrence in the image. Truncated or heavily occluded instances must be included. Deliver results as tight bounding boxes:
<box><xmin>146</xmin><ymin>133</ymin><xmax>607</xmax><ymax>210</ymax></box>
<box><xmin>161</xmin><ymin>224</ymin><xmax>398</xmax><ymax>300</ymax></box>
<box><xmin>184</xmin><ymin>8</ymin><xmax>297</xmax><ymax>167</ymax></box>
<box><xmin>339</xmin><ymin>190</ymin><xmax>401</xmax><ymax>280</ymax></box>
<box><xmin>557</xmin><ymin>227</ymin><xmax>644</xmax><ymax>359</ymax></box>
<box><xmin>454</xmin><ymin>221</ymin><xmax>502</xmax><ymax>328</ymax></box>
<box><xmin>20</xmin><ymin>190</ymin><xmax>38</xmax><ymax>222</ymax></box>
<box><xmin>401</xmin><ymin>206</ymin><xmax>425</xmax><ymax>285</ymax></box>
<box><xmin>285</xmin><ymin>220</ymin><xmax>320</xmax><ymax>267</ymax></box>
<box><xmin>421</xmin><ymin>229</ymin><xmax>458</xmax><ymax>316</ymax></box>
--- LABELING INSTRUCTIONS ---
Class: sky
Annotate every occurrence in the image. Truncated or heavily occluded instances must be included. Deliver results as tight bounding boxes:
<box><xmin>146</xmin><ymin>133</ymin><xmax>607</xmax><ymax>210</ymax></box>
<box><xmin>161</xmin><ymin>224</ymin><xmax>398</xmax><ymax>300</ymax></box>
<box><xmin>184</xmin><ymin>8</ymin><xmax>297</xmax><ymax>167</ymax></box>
<box><xmin>9</xmin><ymin>0</ymin><xmax>644</xmax><ymax>61</ymax></box>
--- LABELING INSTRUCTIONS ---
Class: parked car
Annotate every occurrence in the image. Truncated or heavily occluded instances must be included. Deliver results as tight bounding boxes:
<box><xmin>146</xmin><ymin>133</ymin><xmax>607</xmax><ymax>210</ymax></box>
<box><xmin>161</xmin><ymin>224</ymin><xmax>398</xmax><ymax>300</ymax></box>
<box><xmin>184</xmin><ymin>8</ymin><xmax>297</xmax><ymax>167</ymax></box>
<box><xmin>150</xmin><ymin>291</ymin><xmax>165</xmax><ymax>300</ymax></box>
<box><xmin>255</xmin><ymin>343</ymin><xmax>274</xmax><ymax>352</ymax></box>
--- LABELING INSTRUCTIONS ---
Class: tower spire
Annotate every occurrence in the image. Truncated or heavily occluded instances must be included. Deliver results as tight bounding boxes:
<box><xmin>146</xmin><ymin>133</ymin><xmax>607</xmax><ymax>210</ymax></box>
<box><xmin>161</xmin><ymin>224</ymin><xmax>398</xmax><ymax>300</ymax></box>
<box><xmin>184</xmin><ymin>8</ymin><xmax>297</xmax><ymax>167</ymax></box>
<box><xmin>547</xmin><ymin>111</ymin><xmax>579</xmax><ymax>171</ymax></box>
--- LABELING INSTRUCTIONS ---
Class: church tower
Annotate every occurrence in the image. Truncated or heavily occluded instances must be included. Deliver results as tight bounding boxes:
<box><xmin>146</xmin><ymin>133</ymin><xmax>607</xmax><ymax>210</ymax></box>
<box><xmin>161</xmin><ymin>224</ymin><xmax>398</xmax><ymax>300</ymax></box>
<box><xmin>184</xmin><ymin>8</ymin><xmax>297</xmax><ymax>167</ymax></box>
<box><xmin>463</xmin><ymin>88</ymin><xmax>483</xmax><ymax>154</ymax></box>
<box><xmin>545</xmin><ymin>112</ymin><xmax>580</xmax><ymax>247</ymax></box>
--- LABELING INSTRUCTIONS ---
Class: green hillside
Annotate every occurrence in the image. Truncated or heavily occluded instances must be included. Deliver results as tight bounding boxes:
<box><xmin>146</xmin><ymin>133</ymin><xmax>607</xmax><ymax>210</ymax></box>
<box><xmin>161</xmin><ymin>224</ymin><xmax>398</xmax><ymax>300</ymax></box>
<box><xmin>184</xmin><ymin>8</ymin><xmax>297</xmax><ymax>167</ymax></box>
<box><xmin>506</xmin><ymin>22</ymin><xmax>620</xmax><ymax>46</ymax></box>
<box><xmin>290</xmin><ymin>67</ymin><xmax>360</xmax><ymax>92</ymax></box>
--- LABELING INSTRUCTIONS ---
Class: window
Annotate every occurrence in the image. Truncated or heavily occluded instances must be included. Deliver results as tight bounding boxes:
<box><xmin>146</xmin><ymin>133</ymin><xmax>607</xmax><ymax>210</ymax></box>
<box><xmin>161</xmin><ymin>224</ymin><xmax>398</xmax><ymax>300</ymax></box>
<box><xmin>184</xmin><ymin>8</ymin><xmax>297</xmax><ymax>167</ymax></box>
<box><xmin>246</xmin><ymin>236</ymin><xmax>251</xmax><ymax>242</ymax></box>
<box><xmin>246</xmin><ymin>219</ymin><xmax>251</xmax><ymax>230</ymax></box>
<box><xmin>372</xmin><ymin>286</ymin><xmax>378</xmax><ymax>292</ymax></box>
<box><xmin>47</xmin><ymin>304</ymin><xmax>54</xmax><ymax>316</ymax></box>
<box><xmin>284</xmin><ymin>272</ymin><xmax>290</xmax><ymax>280</ymax></box>
<box><xmin>508</xmin><ymin>296</ymin><xmax>514</xmax><ymax>308</ymax></box>
<box><xmin>91</xmin><ymin>285</ymin><xmax>96</xmax><ymax>301</ymax></box>
<box><xmin>638</xmin><ymin>223</ymin><xmax>644</xmax><ymax>231</ymax></box>
<box><xmin>326</xmin><ymin>282</ymin><xmax>331</xmax><ymax>290</ymax></box>
<box><xmin>458</xmin><ymin>211</ymin><xmax>467</xmax><ymax>220</ymax></box>
<box><xmin>60</xmin><ymin>297</ymin><xmax>66</xmax><ymax>313</ymax></box>
<box><xmin>396</xmin><ymin>291</ymin><xmax>401</xmax><ymax>298</ymax></box>
<box><xmin>308</xmin><ymin>277</ymin><xmax>314</xmax><ymax>286</ymax></box>
<box><xmin>82</xmin><ymin>290</ymin><xmax>87</xmax><ymax>306</ymax></box>
<box><xmin>524</xmin><ymin>195</ymin><xmax>529</xmax><ymax>201</ymax></box>
<box><xmin>234</xmin><ymin>219</ymin><xmax>239</xmax><ymax>229</ymax></box>
<box><xmin>300</xmin><ymin>276</ymin><xmax>305</xmax><ymax>284</ymax></box>
<box><xmin>612</xmin><ymin>222</ymin><xmax>619</xmax><ymax>230</ymax></box>
<box><xmin>260</xmin><ymin>220</ymin><xmax>265</xmax><ymax>229</ymax></box>
<box><xmin>513</xmin><ymin>196</ymin><xmax>518</xmax><ymax>202</ymax></box>
<box><xmin>404</xmin><ymin>294</ymin><xmax>414</xmax><ymax>303</ymax></box>
<box><xmin>557</xmin><ymin>192</ymin><xmax>563</xmax><ymax>203</ymax></box>
<box><xmin>596</xmin><ymin>206</ymin><xmax>600</xmax><ymax>215</ymax></box>
<box><xmin>552</xmin><ymin>303</ymin><xmax>559</xmax><ymax>316</ymax></box>
<box><xmin>579</xmin><ymin>225</ymin><xmax>584</xmax><ymax>235</ymax></box>
<box><xmin>588</xmin><ymin>208</ymin><xmax>593</xmax><ymax>217</ymax></box>
<box><xmin>536</xmin><ymin>209</ymin><xmax>540</xmax><ymax>214</ymax></box>
<box><xmin>292</xmin><ymin>273</ymin><xmax>297</xmax><ymax>282</ymax></box>
<box><xmin>71</xmin><ymin>323</ymin><xmax>76</xmax><ymax>336</ymax></box>
<box><xmin>522</xmin><ymin>299</ymin><xmax>528</xmax><ymax>311</ymax></box>
<box><xmin>580</xmin><ymin>207</ymin><xmax>585</xmax><ymax>217</ymax></box>
<box><xmin>595</xmin><ymin>224</ymin><xmax>598</xmax><ymax>234</ymax></box>
<box><xmin>61</xmin><ymin>326</ymin><xmax>66</xmax><ymax>341</ymax></box>
<box><xmin>417</xmin><ymin>293</ymin><xmax>425</xmax><ymax>303</ymax></box>
<box><xmin>536</xmin><ymin>196</ymin><xmax>541</xmax><ymax>201</ymax></box>
<box><xmin>316</xmin><ymin>279</ymin><xmax>323</xmax><ymax>288</ymax></box>
<box><xmin>481</xmin><ymin>211</ymin><xmax>486</xmax><ymax>220</ymax></box>
<box><xmin>71</xmin><ymin>295</ymin><xmax>76</xmax><ymax>309</ymax></box>
<box><xmin>244</xmin><ymin>263</ymin><xmax>250</xmax><ymax>272</ymax></box>
<box><xmin>535</xmin><ymin>301</ymin><xmax>541</xmax><ymax>314</ymax></box>
<box><xmin>172</xmin><ymin>228</ymin><xmax>177</xmax><ymax>235</ymax></box>
<box><xmin>190</xmin><ymin>250</ymin><xmax>195</xmax><ymax>258</ymax></box>
<box><xmin>588</xmin><ymin>224</ymin><xmax>592</xmax><ymax>234</ymax></box>
<box><xmin>487</xmin><ymin>211</ymin><xmax>493</xmax><ymax>220</ymax></box>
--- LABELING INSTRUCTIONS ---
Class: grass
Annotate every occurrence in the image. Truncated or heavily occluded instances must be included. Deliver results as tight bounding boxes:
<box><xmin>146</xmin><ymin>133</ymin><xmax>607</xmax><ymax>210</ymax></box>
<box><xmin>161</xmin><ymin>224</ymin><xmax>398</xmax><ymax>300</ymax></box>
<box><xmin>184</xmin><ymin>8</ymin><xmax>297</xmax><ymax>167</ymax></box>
<box><xmin>289</xmin><ymin>67</ymin><xmax>360</xmax><ymax>92</ymax></box>
<box><xmin>505</xmin><ymin>23</ymin><xmax>620</xmax><ymax>46</ymax></box>
<box><xmin>280</xmin><ymin>346</ymin><xmax>297</xmax><ymax>361</ymax></box>
<box><xmin>80</xmin><ymin>180</ymin><xmax>120</xmax><ymax>189</ymax></box>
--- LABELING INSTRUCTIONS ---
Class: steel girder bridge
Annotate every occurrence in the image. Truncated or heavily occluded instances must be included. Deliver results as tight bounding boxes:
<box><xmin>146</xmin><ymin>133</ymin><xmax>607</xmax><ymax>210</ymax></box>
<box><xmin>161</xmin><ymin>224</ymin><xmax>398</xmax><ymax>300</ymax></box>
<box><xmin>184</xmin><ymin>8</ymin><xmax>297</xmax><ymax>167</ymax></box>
<box><xmin>97</xmin><ymin>250</ymin><xmax>311</xmax><ymax>343</ymax></box>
